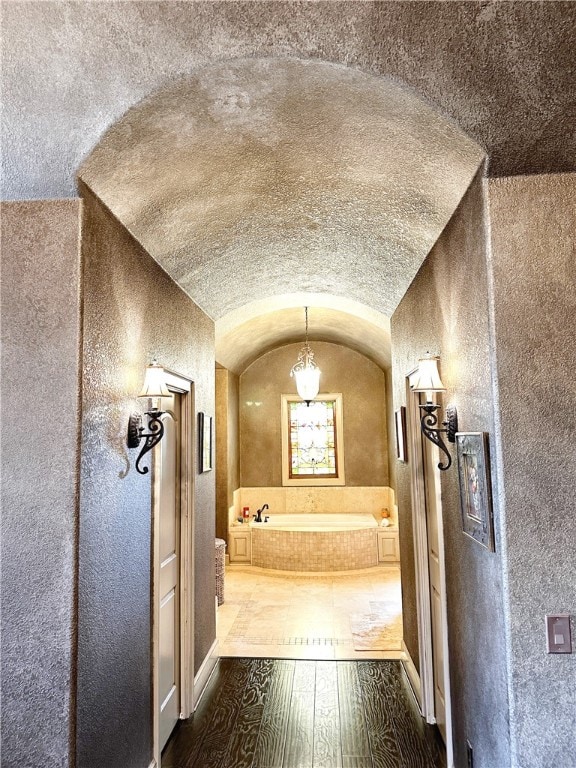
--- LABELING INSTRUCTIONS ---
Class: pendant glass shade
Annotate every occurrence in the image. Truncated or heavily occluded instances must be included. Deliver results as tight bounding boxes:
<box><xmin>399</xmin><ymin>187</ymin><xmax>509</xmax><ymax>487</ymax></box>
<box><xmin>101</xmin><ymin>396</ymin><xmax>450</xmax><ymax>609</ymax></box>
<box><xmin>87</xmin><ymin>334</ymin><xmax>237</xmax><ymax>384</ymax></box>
<box><xmin>138</xmin><ymin>360</ymin><xmax>170</xmax><ymax>399</ymax></box>
<box><xmin>291</xmin><ymin>307</ymin><xmax>321</xmax><ymax>404</ymax></box>
<box><xmin>292</xmin><ymin>347</ymin><xmax>321</xmax><ymax>402</ymax></box>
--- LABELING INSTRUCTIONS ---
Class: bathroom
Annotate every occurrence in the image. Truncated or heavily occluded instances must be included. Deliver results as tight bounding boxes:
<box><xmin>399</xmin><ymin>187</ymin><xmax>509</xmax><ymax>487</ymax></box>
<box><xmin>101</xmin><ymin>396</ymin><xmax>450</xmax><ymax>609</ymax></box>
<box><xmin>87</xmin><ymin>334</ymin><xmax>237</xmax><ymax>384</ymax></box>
<box><xmin>215</xmin><ymin>335</ymin><xmax>402</xmax><ymax>659</ymax></box>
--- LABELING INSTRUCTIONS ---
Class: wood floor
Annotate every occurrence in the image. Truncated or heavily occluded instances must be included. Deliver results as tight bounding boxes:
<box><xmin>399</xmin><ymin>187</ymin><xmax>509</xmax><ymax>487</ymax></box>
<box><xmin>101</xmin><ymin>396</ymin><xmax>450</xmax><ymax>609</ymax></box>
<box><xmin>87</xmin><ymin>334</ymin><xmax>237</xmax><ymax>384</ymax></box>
<box><xmin>162</xmin><ymin>659</ymin><xmax>446</xmax><ymax>768</ymax></box>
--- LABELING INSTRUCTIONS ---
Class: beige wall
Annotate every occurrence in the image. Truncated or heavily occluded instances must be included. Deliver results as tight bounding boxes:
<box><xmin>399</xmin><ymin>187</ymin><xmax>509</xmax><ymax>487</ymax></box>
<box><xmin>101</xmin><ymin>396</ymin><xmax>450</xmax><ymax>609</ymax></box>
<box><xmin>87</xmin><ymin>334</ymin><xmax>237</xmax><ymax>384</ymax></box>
<box><xmin>240</xmin><ymin>342</ymin><xmax>389</xmax><ymax>488</ymax></box>
<box><xmin>385</xmin><ymin>366</ymin><xmax>397</xmax><ymax>497</ymax></box>
<box><xmin>216</xmin><ymin>367</ymin><xmax>240</xmax><ymax>541</ymax></box>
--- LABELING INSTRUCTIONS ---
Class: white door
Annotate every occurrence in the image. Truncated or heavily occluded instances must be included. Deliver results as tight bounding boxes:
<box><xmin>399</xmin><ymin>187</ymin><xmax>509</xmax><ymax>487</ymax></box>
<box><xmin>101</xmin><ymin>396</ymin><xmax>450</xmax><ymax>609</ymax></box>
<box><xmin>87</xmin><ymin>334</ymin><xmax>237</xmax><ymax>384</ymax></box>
<box><xmin>406</xmin><ymin>376</ymin><xmax>454</xmax><ymax>767</ymax></box>
<box><xmin>155</xmin><ymin>392</ymin><xmax>181</xmax><ymax>752</ymax></box>
<box><xmin>422</xmin><ymin>428</ymin><xmax>449</xmax><ymax>742</ymax></box>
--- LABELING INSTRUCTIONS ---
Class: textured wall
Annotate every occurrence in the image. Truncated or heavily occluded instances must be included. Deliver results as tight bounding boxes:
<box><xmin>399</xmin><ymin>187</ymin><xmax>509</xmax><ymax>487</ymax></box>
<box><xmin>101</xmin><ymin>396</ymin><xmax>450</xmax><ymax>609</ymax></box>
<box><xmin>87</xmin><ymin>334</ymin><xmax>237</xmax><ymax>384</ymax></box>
<box><xmin>240</xmin><ymin>342</ymin><xmax>388</xmax><ymax>488</ymax></box>
<box><xmin>488</xmin><ymin>173</ymin><xmax>576</xmax><ymax>768</ymax></box>
<box><xmin>216</xmin><ymin>368</ymin><xmax>240</xmax><ymax>542</ymax></box>
<box><xmin>391</xmin><ymin>172</ymin><xmax>511</xmax><ymax>768</ymax></box>
<box><xmin>78</xmin><ymin>186</ymin><xmax>215</xmax><ymax>768</ymax></box>
<box><xmin>1</xmin><ymin>201</ymin><xmax>82</xmax><ymax>768</ymax></box>
<box><xmin>3</xmin><ymin>0</ymin><xmax>575</xmax><ymax>201</ymax></box>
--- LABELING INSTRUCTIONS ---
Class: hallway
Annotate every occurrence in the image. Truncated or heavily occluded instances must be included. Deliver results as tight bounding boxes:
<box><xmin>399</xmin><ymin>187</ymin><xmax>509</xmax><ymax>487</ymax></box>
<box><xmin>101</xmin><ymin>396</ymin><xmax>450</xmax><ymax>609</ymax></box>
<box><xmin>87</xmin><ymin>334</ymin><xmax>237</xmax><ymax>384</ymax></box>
<box><xmin>4</xmin><ymin>6</ymin><xmax>576</xmax><ymax>768</ymax></box>
<box><xmin>161</xmin><ymin>658</ymin><xmax>446</xmax><ymax>768</ymax></box>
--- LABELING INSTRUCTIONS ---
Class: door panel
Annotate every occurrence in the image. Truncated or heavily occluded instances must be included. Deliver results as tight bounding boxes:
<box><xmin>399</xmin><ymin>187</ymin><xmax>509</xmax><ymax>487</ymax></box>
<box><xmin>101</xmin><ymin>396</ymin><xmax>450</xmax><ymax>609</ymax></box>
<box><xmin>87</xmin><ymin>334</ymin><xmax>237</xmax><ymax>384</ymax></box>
<box><xmin>156</xmin><ymin>394</ymin><xmax>181</xmax><ymax>752</ymax></box>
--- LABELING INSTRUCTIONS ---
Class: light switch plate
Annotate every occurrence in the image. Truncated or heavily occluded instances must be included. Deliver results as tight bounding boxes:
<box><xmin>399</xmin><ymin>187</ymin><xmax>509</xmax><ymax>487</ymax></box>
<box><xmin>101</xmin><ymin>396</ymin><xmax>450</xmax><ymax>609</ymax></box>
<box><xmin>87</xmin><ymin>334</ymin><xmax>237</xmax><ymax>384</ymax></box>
<box><xmin>546</xmin><ymin>614</ymin><xmax>572</xmax><ymax>654</ymax></box>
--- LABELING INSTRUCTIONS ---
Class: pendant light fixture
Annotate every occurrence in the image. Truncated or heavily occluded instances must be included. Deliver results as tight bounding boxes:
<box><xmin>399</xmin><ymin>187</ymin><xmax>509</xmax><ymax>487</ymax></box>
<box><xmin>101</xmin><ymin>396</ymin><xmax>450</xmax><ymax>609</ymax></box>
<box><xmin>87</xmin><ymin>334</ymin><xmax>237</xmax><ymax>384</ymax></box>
<box><xmin>290</xmin><ymin>306</ymin><xmax>321</xmax><ymax>406</ymax></box>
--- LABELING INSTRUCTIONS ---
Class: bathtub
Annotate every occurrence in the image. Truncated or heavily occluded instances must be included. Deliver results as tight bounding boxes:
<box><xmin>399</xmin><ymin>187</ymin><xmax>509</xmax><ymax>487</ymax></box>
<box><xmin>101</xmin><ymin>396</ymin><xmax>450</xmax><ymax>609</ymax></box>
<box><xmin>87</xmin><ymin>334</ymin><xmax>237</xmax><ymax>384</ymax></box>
<box><xmin>249</xmin><ymin>513</ymin><xmax>378</xmax><ymax>571</ymax></box>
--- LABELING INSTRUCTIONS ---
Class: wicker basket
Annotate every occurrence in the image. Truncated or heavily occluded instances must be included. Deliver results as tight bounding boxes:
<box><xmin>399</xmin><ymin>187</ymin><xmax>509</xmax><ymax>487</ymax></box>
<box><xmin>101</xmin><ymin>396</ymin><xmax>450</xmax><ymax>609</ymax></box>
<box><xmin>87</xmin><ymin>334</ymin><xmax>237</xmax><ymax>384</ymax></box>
<box><xmin>215</xmin><ymin>538</ymin><xmax>226</xmax><ymax>606</ymax></box>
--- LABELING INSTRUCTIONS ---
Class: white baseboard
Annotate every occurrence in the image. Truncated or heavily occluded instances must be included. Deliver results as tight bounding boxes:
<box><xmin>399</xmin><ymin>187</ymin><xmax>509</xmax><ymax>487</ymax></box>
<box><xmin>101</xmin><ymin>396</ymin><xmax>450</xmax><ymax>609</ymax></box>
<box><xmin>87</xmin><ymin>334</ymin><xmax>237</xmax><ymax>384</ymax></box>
<box><xmin>193</xmin><ymin>638</ymin><xmax>219</xmax><ymax>709</ymax></box>
<box><xmin>401</xmin><ymin>640</ymin><xmax>422</xmax><ymax>712</ymax></box>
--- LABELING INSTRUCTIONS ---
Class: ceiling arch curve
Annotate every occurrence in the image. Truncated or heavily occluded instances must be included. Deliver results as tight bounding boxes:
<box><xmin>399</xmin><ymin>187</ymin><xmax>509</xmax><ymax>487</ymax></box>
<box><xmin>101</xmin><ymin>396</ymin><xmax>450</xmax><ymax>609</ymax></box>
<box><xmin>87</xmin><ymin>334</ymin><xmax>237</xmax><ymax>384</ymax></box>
<box><xmin>79</xmin><ymin>56</ymin><xmax>485</xmax><ymax>366</ymax></box>
<box><xmin>216</xmin><ymin>293</ymin><xmax>391</xmax><ymax>374</ymax></box>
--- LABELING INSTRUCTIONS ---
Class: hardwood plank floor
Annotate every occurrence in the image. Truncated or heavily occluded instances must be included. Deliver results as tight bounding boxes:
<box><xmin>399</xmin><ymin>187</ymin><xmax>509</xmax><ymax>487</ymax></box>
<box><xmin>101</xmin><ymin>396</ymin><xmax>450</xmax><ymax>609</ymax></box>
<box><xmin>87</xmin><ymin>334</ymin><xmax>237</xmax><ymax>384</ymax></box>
<box><xmin>337</xmin><ymin>663</ymin><xmax>372</xmax><ymax>768</ymax></box>
<box><xmin>161</xmin><ymin>660</ymin><xmax>446</xmax><ymax>768</ymax></box>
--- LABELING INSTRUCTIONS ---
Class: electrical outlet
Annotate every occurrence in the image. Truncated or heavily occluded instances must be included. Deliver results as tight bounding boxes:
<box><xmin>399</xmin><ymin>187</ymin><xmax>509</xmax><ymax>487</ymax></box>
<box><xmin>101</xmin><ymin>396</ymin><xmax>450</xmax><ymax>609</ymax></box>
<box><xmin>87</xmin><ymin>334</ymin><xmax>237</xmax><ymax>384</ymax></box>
<box><xmin>546</xmin><ymin>614</ymin><xmax>572</xmax><ymax>654</ymax></box>
<box><xmin>466</xmin><ymin>740</ymin><xmax>474</xmax><ymax>768</ymax></box>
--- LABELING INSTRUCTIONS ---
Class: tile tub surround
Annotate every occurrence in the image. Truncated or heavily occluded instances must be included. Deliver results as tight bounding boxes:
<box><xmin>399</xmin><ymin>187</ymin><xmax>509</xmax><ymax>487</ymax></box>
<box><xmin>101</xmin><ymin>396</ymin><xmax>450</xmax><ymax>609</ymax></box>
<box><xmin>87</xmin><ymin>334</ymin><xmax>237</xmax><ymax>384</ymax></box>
<box><xmin>251</xmin><ymin>521</ymin><xmax>378</xmax><ymax>572</ymax></box>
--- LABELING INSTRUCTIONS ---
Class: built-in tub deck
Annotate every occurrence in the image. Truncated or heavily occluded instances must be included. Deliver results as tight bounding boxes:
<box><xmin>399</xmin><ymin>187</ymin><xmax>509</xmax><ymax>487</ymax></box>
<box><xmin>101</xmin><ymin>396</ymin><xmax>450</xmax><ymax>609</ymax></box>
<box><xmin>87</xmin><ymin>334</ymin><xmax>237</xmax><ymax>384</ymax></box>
<box><xmin>249</xmin><ymin>513</ymin><xmax>380</xmax><ymax>571</ymax></box>
<box><xmin>251</xmin><ymin>513</ymin><xmax>377</xmax><ymax>531</ymax></box>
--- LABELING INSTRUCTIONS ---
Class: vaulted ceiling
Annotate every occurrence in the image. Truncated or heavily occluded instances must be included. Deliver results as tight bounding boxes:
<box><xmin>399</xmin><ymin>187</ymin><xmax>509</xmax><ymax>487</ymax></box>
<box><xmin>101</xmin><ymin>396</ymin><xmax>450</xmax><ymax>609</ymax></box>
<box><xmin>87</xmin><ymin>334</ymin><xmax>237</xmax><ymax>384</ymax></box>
<box><xmin>4</xmin><ymin>2</ymin><xmax>575</xmax><ymax>372</ymax></box>
<box><xmin>78</xmin><ymin>58</ymin><xmax>484</xmax><ymax>370</ymax></box>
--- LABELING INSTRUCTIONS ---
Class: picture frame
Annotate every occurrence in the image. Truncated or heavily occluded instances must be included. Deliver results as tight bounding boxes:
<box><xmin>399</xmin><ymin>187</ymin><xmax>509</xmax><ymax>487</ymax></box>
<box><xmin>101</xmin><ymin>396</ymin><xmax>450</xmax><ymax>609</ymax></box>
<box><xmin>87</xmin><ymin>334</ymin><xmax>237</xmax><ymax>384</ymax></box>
<box><xmin>395</xmin><ymin>406</ymin><xmax>407</xmax><ymax>462</ymax></box>
<box><xmin>198</xmin><ymin>412</ymin><xmax>213</xmax><ymax>473</ymax></box>
<box><xmin>456</xmin><ymin>432</ymin><xmax>495</xmax><ymax>551</ymax></box>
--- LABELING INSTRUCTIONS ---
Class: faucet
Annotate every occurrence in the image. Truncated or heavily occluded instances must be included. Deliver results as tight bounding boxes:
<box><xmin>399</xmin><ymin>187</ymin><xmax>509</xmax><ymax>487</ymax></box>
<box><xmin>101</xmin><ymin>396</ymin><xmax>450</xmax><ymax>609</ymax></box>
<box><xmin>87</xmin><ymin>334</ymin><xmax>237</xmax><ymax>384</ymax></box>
<box><xmin>254</xmin><ymin>504</ymin><xmax>269</xmax><ymax>522</ymax></box>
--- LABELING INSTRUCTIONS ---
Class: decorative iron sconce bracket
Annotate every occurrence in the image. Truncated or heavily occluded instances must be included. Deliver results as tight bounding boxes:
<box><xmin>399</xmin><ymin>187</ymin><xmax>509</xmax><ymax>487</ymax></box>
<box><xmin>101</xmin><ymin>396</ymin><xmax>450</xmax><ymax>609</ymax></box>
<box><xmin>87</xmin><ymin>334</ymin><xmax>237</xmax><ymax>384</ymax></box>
<box><xmin>419</xmin><ymin>402</ymin><xmax>458</xmax><ymax>471</ymax></box>
<box><xmin>127</xmin><ymin>409</ymin><xmax>165</xmax><ymax>474</ymax></box>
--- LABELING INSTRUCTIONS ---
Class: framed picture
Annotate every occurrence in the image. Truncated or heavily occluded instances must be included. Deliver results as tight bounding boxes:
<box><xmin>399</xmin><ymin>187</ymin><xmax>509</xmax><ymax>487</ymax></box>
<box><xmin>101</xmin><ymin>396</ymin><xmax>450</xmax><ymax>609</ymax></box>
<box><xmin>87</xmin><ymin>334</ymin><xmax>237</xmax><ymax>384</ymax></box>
<box><xmin>456</xmin><ymin>432</ymin><xmax>494</xmax><ymax>551</ymax></box>
<box><xmin>198</xmin><ymin>412</ymin><xmax>213</xmax><ymax>473</ymax></box>
<box><xmin>395</xmin><ymin>406</ymin><xmax>407</xmax><ymax>462</ymax></box>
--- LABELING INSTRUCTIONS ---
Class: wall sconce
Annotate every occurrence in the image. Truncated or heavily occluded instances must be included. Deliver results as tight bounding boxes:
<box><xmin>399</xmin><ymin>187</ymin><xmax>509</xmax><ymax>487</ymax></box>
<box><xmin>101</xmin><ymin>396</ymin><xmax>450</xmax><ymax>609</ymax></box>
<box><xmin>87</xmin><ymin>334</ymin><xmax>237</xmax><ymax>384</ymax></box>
<box><xmin>411</xmin><ymin>354</ymin><xmax>458</xmax><ymax>471</ymax></box>
<box><xmin>290</xmin><ymin>306</ymin><xmax>321</xmax><ymax>406</ymax></box>
<box><xmin>127</xmin><ymin>360</ymin><xmax>170</xmax><ymax>474</ymax></box>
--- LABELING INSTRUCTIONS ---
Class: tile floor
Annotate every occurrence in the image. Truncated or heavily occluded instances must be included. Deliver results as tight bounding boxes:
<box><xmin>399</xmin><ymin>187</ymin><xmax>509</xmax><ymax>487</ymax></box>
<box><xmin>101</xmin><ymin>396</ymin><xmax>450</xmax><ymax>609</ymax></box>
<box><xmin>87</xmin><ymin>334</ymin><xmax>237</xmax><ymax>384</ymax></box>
<box><xmin>217</xmin><ymin>564</ymin><xmax>405</xmax><ymax>661</ymax></box>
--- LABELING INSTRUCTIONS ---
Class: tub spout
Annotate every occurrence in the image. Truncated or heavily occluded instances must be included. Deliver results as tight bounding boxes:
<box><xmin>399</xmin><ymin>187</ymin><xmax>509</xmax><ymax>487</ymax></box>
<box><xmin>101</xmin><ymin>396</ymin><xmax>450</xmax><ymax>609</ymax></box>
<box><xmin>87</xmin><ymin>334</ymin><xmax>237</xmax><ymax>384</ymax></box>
<box><xmin>255</xmin><ymin>504</ymin><xmax>269</xmax><ymax>522</ymax></box>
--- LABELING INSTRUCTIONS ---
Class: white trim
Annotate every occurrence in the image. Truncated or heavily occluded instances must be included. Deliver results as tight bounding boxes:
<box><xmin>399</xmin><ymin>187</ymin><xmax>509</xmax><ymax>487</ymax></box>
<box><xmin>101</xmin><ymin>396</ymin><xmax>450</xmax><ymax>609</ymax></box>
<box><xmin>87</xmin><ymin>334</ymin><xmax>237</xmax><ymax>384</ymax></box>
<box><xmin>406</xmin><ymin>374</ymin><xmax>435</xmax><ymax>722</ymax></box>
<box><xmin>178</xmin><ymin>381</ymin><xmax>195</xmax><ymax>722</ymax></box>
<box><xmin>151</xmin><ymin>369</ymin><xmax>195</xmax><ymax>767</ymax></box>
<box><xmin>406</xmin><ymin>370</ymin><xmax>454</xmax><ymax>767</ymax></box>
<box><xmin>281</xmin><ymin>393</ymin><xmax>345</xmax><ymax>486</ymax></box>
<box><xmin>163</xmin><ymin>368</ymin><xmax>192</xmax><ymax>393</ymax></box>
<box><xmin>401</xmin><ymin>640</ymin><xmax>422</xmax><ymax>710</ymax></box>
<box><xmin>147</xmin><ymin>760</ymin><xmax>157</xmax><ymax>768</ymax></box>
<box><xmin>193</xmin><ymin>638</ymin><xmax>219</xmax><ymax>709</ymax></box>
<box><xmin>428</xmin><ymin>440</ymin><xmax>454</xmax><ymax>766</ymax></box>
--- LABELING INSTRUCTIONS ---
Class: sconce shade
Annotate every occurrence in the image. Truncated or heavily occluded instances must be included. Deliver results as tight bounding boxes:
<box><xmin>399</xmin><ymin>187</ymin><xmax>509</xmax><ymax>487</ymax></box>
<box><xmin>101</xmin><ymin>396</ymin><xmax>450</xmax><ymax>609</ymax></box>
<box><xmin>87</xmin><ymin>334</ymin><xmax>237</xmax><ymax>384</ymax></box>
<box><xmin>411</xmin><ymin>356</ymin><xmax>446</xmax><ymax>395</ymax></box>
<box><xmin>139</xmin><ymin>361</ymin><xmax>170</xmax><ymax>399</ymax></box>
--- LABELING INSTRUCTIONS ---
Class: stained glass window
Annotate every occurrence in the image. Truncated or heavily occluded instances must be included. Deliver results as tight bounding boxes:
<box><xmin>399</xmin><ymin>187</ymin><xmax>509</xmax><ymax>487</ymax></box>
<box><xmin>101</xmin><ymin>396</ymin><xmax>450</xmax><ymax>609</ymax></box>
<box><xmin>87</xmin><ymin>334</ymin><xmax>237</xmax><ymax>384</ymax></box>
<box><xmin>288</xmin><ymin>399</ymin><xmax>338</xmax><ymax>478</ymax></box>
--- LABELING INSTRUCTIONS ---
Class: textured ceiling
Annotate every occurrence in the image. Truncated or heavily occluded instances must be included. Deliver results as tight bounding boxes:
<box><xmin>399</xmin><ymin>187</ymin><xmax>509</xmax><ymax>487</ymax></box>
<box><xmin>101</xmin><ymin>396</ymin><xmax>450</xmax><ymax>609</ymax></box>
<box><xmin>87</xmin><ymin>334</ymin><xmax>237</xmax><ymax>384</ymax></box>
<box><xmin>4</xmin><ymin>1</ymin><xmax>574</xmax><ymax>371</ymax></box>
<box><xmin>2</xmin><ymin>0</ymin><xmax>575</xmax><ymax>201</ymax></box>
<box><xmin>79</xmin><ymin>58</ymin><xmax>484</xmax><ymax>370</ymax></box>
<box><xmin>216</xmin><ymin>295</ymin><xmax>392</xmax><ymax>374</ymax></box>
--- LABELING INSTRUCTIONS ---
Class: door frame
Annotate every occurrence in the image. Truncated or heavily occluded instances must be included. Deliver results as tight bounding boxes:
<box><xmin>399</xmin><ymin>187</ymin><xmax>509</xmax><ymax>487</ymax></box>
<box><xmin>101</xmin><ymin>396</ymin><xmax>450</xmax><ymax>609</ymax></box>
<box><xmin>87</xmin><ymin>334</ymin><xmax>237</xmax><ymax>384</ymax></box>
<box><xmin>405</xmin><ymin>371</ymin><xmax>454</xmax><ymax>766</ymax></box>
<box><xmin>151</xmin><ymin>368</ymin><xmax>195</xmax><ymax>768</ymax></box>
